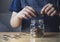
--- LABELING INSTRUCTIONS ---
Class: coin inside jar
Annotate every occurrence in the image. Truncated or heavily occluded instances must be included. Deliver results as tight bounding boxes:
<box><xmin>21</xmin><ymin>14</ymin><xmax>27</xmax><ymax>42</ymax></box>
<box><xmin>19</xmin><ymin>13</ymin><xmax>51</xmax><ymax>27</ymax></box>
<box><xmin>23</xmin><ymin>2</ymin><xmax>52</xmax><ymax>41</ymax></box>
<box><xmin>35</xmin><ymin>27</ymin><xmax>43</xmax><ymax>38</ymax></box>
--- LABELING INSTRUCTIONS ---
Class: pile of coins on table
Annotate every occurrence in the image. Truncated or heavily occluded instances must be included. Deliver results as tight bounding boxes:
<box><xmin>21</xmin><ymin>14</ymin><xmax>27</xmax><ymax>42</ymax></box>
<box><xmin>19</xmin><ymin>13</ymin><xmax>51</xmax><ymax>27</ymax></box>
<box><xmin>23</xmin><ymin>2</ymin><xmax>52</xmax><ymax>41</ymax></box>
<box><xmin>0</xmin><ymin>34</ymin><xmax>21</xmax><ymax>41</ymax></box>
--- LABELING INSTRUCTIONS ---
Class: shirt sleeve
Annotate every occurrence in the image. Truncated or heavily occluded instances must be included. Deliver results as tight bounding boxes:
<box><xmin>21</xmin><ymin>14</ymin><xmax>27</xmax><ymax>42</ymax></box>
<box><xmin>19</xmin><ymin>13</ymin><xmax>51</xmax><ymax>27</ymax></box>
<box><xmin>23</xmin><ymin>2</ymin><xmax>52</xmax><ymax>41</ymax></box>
<box><xmin>9</xmin><ymin>0</ymin><xmax>22</xmax><ymax>12</ymax></box>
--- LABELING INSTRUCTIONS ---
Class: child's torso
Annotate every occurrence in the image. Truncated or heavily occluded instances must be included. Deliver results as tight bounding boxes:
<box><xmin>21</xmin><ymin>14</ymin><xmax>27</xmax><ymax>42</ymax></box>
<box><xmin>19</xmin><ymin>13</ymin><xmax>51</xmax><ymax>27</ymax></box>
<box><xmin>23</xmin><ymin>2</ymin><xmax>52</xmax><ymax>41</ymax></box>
<box><xmin>20</xmin><ymin>0</ymin><xmax>59</xmax><ymax>14</ymax></box>
<box><xmin>20</xmin><ymin>0</ymin><xmax>60</xmax><ymax>29</ymax></box>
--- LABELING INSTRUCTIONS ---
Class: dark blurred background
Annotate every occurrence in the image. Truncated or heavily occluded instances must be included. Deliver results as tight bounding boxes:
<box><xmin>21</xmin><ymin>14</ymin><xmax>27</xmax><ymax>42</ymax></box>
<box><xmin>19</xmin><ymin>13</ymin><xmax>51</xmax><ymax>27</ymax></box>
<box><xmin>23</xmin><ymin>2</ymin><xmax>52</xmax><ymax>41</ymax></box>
<box><xmin>0</xmin><ymin>0</ymin><xmax>21</xmax><ymax>32</ymax></box>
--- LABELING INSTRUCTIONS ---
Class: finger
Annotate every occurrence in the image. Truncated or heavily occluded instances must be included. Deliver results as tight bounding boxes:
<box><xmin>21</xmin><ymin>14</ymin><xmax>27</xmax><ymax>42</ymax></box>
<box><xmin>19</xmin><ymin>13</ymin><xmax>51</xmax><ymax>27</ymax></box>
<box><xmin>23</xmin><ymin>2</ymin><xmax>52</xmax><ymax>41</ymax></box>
<box><xmin>21</xmin><ymin>11</ymin><xmax>28</xmax><ymax>19</ymax></box>
<box><xmin>50</xmin><ymin>10</ymin><xmax>56</xmax><ymax>16</ymax></box>
<box><xmin>22</xmin><ymin>7</ymin><xmax>33</xmax><ymax>18</ymax></box>
<box><xmin>23</xmin><ymin>6</ymin><xmax>36</xmax><ymax>17</ymax></box>
<box><xmin>45</xmin><ymin>4</ymin><xmax>53</xmax><ymax>13</ymax></box>
<box><xmin>24</xmin><ymin>7</ymin><xmax>36</xmax><ymax>17</ymax></box>
<box><xmin>47</xmin><ymin>7</ymin><xmax>54</xmax><ymax>16</ymax></box>
<box><xmin>22</xmin><ymin>14</ymin><xmax>28</xmax><ymax>19</ymax></box>
<box><xmin>26</xmin><ymin>6</ymin><xmax>36</xmax><ymax>17</ymax></box>
<box><xmin>26</xmin><ymin>6</ymin><xmax>36</xmax><ymax>13</ymax></box>
<box><xmin>23</xmin><ymin>11</ymin><xmax>32</xmax><ymax>18</ymax></box>
<box><xmin>24</xmin><ymin>16</ymin><xmax>28</xmax><ymax>19</ymax></box>
<box><xmin>41</xmin><ymin>3</ymin><xmax>50</xmax><ymax>14</ymax></box>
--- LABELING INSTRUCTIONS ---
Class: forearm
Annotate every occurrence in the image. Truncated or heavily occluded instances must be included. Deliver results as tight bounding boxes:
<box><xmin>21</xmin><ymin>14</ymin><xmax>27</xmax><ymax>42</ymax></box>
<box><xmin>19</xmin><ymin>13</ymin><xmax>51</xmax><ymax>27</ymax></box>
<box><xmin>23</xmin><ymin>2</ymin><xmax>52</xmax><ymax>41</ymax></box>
<box><xmin>10</xmin><ymin>16</ymin><xmax>22</xmax><ymax>28</ymax></box>
<box><xmin>10</xmin><ymin>12</ymin><xmax>22</xmax><ymax>28</ymax></box>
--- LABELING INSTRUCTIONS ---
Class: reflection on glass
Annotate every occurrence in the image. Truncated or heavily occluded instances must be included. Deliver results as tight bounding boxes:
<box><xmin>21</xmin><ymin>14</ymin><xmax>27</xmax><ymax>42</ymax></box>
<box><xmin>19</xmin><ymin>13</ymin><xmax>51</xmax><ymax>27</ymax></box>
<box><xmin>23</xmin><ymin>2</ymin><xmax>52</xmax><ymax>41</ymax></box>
<box><xmin>30</xmin><ymin>19</ymin><xmax>44</xmax><ymax>38</ymax></box>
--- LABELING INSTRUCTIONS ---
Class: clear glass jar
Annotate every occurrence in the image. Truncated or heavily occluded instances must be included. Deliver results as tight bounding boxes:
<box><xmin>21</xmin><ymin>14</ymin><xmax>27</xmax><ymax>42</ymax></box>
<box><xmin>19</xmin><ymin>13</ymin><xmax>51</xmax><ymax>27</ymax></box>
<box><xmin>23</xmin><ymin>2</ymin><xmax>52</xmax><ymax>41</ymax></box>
<box><xmin>30</xmin><ymin>19</ymin><xmax>44</xmax><ymax>38</ymax></box>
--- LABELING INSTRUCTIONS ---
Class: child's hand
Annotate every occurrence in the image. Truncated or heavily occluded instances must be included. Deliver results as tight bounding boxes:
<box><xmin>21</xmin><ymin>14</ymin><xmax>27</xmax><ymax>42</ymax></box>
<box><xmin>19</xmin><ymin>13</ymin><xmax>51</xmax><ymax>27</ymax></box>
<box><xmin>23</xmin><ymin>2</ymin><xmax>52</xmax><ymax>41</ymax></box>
<box><xmin>41</xmin><ymin>3</ymin><xmax>59</xmax><ymax>16</ymax></box>
<box><xmin>17</xmin><ymin>6</ymin><xmax>36</xmax><ymax>19</ymax></box>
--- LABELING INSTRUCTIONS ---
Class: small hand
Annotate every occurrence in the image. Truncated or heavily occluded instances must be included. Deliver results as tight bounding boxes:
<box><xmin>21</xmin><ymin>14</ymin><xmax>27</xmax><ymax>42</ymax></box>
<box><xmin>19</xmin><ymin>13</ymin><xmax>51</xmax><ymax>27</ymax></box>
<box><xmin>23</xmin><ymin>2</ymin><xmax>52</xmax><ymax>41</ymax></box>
<box><xmin>17</xmin><ymin>6</ymin><xmax>36</xmax><ymax>19</ymax></box>
<box><xmin>41</xmin><ymin>3</ymin><xmax>59</xmax><ymax>16</ymax></box>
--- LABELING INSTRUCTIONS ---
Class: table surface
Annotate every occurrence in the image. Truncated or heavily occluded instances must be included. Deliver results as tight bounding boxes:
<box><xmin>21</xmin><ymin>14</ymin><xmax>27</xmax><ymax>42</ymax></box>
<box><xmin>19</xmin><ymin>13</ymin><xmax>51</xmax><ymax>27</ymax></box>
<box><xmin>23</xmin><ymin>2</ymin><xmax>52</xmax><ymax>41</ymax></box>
<box><xmin>0</xmin><ymin>32</ymin><xmax>60</xmax><ymax>42</ymax></box>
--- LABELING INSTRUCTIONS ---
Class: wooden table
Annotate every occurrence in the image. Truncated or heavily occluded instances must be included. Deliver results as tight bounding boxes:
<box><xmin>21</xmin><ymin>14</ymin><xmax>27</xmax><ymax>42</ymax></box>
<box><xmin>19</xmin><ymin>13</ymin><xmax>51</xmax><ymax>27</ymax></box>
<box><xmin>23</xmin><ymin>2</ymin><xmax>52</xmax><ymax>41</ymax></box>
<box><xmin>0</xmin><ymin>32</ymin><xmax>60</xmax><ymax>42</ymax></box>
